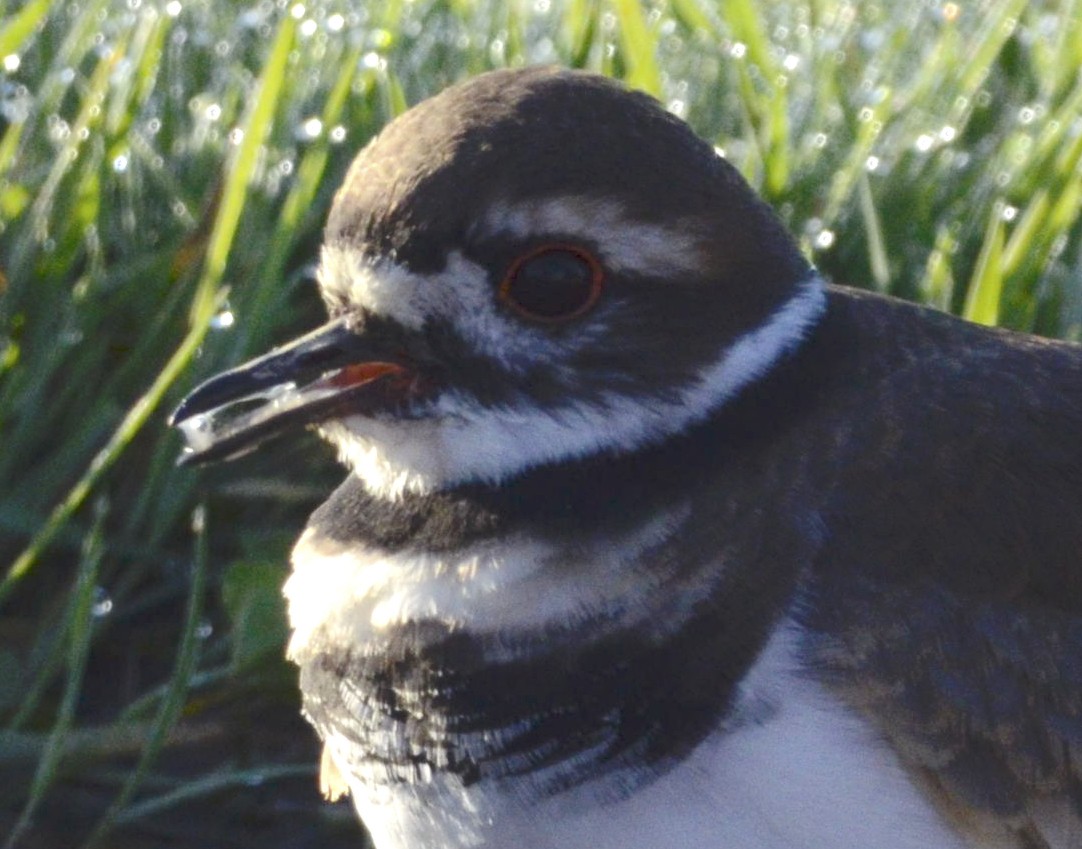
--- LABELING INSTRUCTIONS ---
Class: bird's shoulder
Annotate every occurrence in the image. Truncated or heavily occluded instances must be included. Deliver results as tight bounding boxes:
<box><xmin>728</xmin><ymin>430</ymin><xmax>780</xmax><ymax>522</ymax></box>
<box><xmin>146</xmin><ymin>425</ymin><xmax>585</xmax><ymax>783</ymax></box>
<box><xmin>804</xmin><ymin>287</ymin><xmax>1082</xmax><ymax>848</ymax></box>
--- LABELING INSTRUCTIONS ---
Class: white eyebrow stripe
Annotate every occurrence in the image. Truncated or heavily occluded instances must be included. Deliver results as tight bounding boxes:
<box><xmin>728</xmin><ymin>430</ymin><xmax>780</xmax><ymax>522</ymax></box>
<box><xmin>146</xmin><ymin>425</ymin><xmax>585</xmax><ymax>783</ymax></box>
<box><xmin>480</xmin><ymin>196</ymin><xmax>707</xmax><ymax>278</ymax></box>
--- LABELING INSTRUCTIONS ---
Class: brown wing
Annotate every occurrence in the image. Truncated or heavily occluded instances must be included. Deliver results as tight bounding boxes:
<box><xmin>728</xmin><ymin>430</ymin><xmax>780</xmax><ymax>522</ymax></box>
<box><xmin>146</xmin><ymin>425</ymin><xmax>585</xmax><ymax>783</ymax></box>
<box><xmin>802</xmin><ymin>289</ymin><xmax>1082</xmax><ymax>849</ymax></box>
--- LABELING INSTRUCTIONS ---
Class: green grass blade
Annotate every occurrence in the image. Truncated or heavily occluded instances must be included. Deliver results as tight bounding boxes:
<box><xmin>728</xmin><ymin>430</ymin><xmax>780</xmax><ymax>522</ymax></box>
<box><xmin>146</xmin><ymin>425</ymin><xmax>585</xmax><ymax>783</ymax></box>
<box><xmin>857</xmin><ymin>171</ymin><xmax>890</xmax><ymax>291</ymax></box>
<box><xmin>111</xmin><ymin>764</ymin><xmax>314</xmax><ymax>826</ymax></box>
<box><xmin>608</xmin><ymin>0</ymin><xmax>661</xmax><ymax>96</ymax></box>
<box><xmin>0</xmin><ymin>0</ymin><xmax>50</xmax><ymax>58</ymax></box>
<box><xmin>4</xmin><ymin>504</ymin><xmax>104</xmax><ymax>849</ymax></box>
<box><xmin>188</xmin><ymin>10</ymin><xmax>297</xmax><ymax>324</ymax></box>
<box><xmin>80</xmin><ymin>506</ymin><xmax>209</xmax><ymax>849</ymax></box>
<box><xmin>963</xmin><ymin>204</ymin><xmax>1005</xmax><ymax>326</ymax></box>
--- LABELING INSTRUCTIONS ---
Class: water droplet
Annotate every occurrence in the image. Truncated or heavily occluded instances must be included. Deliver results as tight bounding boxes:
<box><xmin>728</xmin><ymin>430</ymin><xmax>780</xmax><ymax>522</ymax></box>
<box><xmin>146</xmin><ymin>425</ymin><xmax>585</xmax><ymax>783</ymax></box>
<box><xmin>327</xmin><ymin>13</ymin><xmax>344</xmax><ymax>31</ymax></box>
<box><xmin>92</xmin><ymin>587</ymin><xmax>114</xmax><ymax>618</ymax></box>
<box><xmin>915</xmin><ymin>133</ymin><xmax>935</xmax><ymax>152</ymax></box>
<box><xmin>362</xmin><ymin>51</ymin><xmax>383</xmax><ymax>70</ymax></box>
<box><xmin>299</xmin><ymin>18</ymin><xmax>317</xmax><ymax>37</ymax></box>
<box><xmin>329</xmin><ymin>125</ymin><xmax>346</xmax><ymax>143</ymax></box>
<box><xmin>1018</xmin><ymin>106</ymin><xmax>1035</xmax><ymax>125</ymax></box>
<box><xmin>668</xmin><ymin>99</ymin><xmax>686</xmax><ymax>117</ymax></box>
<box><xmin>939</xmin><ymin>125</ymin><xmax>956</xmax><ymax>142</ymax></box>
<box><xmin>812</xmin><ymin>132</ymin><xmax>828</xmax><ymax>149</ymax></box>
<box><xmin>112</xmin><ymin>152</ymin><xmax>129</xmax><ymax>172</ymax></box>
<box><xmin>300</xmin><ymin>116</ymin><xmax>322</xmax><ymax>139</ymax></box>
<box><xmin>2</xmin><ymin>54</ymin><xmax>20</xmax><ymax>72</ymax></box>
<box><xmin>196</xmin><ymin>619</ymin><xmax>214</xmax><ymax>639</ymax></box>
<box><xmin>729</xmin><ymin>42</ymin><xmax>747</xmax><ymax>59</ymax></box>
<box><xmin>1001</xmin><ymin>205</ymin><xmax>1018</xmax><ymax>222</ymax></box>
<box><xmin>228</xmin><ymin>127</ymin><xmax>244</xmax><ymax>145</ymax></box>
<box><xmin>814</xmin><ymin>230</ymin><xmax>836</xmax><ymax>250</ymax></box>
<box><xmin>290</xmin><ymin>4</ymin><xmax>306</xmax><ymax>20</ymax></box>
<box><xmin>165</xmin><ymin>0</ymin><xmax>181</xmax><ymax>16</ymax></box>
<box><xmin>782</xmin><ymin>53</ymin><xmax>800</xmax><ymax>71</ymax></box>
<box><xmin>211</xmin><ymin>309</ymin><xmax>235</xmax><ymax>329</ymax></box>
<box><xmin>205</xmin><ymin>103</ymin><xmax>221</xmax><ymax>121</ymax></box>
<box><xmin>865</xmin><ymin>155</ymin><xmax>880</xmax><ymax>171</ymax></box>
<box><xmin>1</xmin><ymin>82</ymin><xmax>30</xmax><ymax>123</ymax></box>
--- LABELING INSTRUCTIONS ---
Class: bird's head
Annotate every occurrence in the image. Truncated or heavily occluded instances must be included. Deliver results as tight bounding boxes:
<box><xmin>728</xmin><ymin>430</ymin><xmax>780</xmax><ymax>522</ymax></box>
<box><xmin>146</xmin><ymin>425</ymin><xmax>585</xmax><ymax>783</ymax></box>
<box><xmin>170</xmin><ymin>67</ymin><xmax>823</xmax><ymax>498</ymax></box>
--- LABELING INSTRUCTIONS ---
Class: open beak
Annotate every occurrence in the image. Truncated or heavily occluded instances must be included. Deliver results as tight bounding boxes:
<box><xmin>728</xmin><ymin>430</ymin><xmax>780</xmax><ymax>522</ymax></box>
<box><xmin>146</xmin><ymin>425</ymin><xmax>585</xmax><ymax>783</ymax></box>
<box><xmin>169</xmin><ymin>316</ymin><xmax>420</xmax><ymax>466</ymax></box>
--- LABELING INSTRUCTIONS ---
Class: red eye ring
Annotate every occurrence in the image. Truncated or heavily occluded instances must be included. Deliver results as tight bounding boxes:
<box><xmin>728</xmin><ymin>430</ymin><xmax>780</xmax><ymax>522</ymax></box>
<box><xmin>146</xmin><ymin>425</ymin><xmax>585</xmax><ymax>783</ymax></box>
<box><xmin>499</xmin><ymin>243</ymin><xmax>605</xmax><ymax>323</ymax></box>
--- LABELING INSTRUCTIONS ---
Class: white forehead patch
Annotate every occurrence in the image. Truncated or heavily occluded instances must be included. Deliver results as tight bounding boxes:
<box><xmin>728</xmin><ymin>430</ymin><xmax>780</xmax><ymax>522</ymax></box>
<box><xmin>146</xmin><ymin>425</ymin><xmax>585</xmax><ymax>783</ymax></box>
<box><xmin>479</xmin><ymin>196</ymin><xmax>707</xmax><ymax>278</ymax></box>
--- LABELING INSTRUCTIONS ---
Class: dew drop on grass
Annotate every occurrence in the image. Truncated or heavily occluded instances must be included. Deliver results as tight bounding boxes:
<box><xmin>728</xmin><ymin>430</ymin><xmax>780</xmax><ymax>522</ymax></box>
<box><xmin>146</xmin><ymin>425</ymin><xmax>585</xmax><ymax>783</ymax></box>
<box><xmin>299</xmin><ymin>116</ymin><xmax>322</xmax><ymax>139</ymax></box>
<box><xmin>211</xmin><ymin>309</ymin><xmax>235</xmax><ymax>330</ymax></box>
<box><xmin>1</xmin><ymin>83</ymin><xmax>30</xmax><ymax>123</ymax></box>
<box><xmin>92</xmin><ymin>587</ymin><xmax>114</xmax><ymax>617</ymax></box>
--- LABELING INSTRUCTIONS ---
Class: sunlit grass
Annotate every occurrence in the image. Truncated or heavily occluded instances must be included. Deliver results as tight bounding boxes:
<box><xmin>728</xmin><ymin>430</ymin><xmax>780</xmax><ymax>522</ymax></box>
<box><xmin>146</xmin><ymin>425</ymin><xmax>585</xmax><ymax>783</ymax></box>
<box><xmin>1</xmin><ymin>0</ymin><xmax>1080</xmax><ymax>845</ymax></box>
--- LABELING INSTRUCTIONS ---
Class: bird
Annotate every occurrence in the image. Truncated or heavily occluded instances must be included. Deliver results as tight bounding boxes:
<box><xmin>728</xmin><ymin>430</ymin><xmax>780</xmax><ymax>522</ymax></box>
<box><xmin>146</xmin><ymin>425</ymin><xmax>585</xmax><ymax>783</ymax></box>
<box><xmin>170</xmin><ymin>66</ymin><xmax>1082</xmax><ymax>849</ymax></box>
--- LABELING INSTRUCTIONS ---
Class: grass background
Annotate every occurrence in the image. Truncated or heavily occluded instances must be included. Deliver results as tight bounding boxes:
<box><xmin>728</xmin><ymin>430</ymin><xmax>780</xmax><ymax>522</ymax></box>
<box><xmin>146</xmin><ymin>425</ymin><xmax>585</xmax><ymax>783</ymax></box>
<box><xmin>1</xmin><ymin>0</ymin><xmax>1080</xmax><ymax>846</ymax></box>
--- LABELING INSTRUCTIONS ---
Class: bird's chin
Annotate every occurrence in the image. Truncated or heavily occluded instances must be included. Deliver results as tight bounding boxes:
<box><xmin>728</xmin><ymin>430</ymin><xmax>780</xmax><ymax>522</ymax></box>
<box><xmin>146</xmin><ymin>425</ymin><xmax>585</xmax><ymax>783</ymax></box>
<box><xmin>318</xmin><ymin>416</ymin><xmax>451</xmax><ymax>500</ymax></box>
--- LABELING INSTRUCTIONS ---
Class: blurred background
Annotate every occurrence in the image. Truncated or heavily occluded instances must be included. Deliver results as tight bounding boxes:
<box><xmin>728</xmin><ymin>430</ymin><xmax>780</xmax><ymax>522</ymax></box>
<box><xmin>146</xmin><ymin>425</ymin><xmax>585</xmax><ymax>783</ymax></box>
<box><xmin>1</xmin><ymin>0</ymin><xmax>1080</xmax><ymax>846</ymax></box>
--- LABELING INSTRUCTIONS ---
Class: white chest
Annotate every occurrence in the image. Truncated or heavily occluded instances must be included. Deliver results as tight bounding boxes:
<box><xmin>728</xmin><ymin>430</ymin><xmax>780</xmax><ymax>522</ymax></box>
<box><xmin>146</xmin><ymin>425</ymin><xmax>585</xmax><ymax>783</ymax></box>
<box><xmin>322</xmin><ymin>630</ymin><xmax>967</xmax><ymax>849</ymax></box>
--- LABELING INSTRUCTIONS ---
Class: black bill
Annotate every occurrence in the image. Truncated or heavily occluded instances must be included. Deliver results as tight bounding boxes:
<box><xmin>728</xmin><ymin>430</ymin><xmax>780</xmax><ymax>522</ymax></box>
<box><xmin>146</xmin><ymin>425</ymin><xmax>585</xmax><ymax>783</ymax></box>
<box><xmin>169</xmin><ymin>317</ymin><xmax>417</xmax><ymax>466</ymax></box>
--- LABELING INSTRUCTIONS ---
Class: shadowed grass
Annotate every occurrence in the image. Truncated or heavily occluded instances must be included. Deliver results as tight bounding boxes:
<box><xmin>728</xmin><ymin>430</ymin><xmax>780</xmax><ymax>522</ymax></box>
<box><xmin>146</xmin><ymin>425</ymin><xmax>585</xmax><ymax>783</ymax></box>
<box><xmin>0</xmin><ymin>0</ymin><xmax>1079</xmax><ymax>846</ymax></box>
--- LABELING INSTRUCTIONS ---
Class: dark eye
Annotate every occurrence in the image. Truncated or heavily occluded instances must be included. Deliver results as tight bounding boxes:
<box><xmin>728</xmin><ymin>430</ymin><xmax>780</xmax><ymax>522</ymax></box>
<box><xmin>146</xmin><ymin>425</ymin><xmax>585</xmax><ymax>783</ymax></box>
<box><xmin>499</xmin><ymin>244</ymin><xmax>604</xmax><ymax>322</ymax></box>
